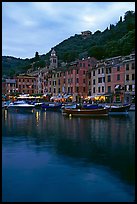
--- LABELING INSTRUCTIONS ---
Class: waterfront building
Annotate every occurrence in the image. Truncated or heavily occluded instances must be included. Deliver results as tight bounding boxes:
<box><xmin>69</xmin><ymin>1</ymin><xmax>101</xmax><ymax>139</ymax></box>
<box><xmin>112</xmin><ymin>62</ymin><xmax>125</xmax><ymax>103</ymax></box>
<box><xmin>2</xmin><ymin>79</ymin><xmax>6</xmax><ymax>95</ymax></box>
<box><xmin>5</xmin><ymin>78</ymin><xmax>17</xmax><ymax>94</ymax></box>
<box><xmin>16</xmin><ymin>75</ymin><xmax>37</xmax><ymax>95</ymax></box>
<box><xmin>123</xmin><ymin>53</ymin><xmax>135</xmax><ymax>103</ymax></box>
<box><xmin>3</xmin><ymin>51</ymin><xmax>135</xmax><ymax>104</ymax></box>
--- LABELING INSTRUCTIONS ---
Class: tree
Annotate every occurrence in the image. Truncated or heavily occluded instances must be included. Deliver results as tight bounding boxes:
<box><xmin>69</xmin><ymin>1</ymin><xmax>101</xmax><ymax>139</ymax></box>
<box><xmin>35</xmin><ymin>51</ymin><xmax>39</xmax><ymax>61</ymax></box>
<box><xmin>124</xmin><ymin>10</ymin><xmax>135</xmax><ymax>21</ymax></box>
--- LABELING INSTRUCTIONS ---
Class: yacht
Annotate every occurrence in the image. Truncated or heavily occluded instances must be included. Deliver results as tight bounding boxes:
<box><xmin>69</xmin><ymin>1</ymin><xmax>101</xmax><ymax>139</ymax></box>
<box><xmin>7</xmin><ymin>100</ymin><xmax>35</xmax><ymax>112</ymax></box>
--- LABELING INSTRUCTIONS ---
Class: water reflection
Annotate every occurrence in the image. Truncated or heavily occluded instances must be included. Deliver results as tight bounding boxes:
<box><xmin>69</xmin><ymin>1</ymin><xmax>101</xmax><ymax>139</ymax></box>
<box><xmin>2</xmin><ymin>110</ymin><xmax>135</xmax><ymax>201</ymax></box>
<box><xmin>2</xmin><ymin>110</ymin><xmax>135</xmax><ymax>184</ymax></box>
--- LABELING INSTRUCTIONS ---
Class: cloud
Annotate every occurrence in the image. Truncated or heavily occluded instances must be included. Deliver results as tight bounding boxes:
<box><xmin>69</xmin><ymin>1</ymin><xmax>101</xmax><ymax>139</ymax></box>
<box><xmin>2</xmin><ymin>2</ymin><xmax>135</xmax><ymax>59</ymax></box>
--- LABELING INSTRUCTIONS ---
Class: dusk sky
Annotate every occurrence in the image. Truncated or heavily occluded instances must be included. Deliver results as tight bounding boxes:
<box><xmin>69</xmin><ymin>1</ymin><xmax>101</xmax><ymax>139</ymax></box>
<box><xmin>2</xmin><ymin>2</ymin><xmax>135</xmax><ymax>59</ymax></box>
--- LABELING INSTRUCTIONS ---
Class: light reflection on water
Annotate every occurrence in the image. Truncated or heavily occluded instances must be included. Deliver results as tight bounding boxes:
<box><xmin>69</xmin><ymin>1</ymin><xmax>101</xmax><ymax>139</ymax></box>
<box><xmin>2</xmin><ymin>109</ymin><xmax>135</xmax><ymax>202</ymax></box>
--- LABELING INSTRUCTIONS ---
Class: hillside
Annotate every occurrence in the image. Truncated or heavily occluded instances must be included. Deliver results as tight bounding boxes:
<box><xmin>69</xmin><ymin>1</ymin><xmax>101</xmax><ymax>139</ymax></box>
<box><xmin>2</xmin><ymin>10</ymin><xmax>135</xmax><ymax>77</ymax></box>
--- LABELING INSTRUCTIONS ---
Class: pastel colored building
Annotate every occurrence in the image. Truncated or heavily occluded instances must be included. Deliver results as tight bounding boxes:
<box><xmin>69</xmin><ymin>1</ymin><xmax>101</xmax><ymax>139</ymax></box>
<box><xmin>16</xmin><ymin>75</ymin><xmax>37</xmax><ymax>95</ymax></box>
<box><xmin>123</xmin><ymin>53</ymin><xmax>135</xmax><ymax>103</ymax></box>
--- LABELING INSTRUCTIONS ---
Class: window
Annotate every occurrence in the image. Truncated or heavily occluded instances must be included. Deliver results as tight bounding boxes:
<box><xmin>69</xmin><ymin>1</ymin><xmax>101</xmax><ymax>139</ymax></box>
<box><xmin>58</xmin><ymin>88</ymin><xmax>60</xmax><ymax>93</ymax></box>
<box><xmin>58</xmin><ymin>79</ymin><xmax>60</xmax><ymax>85</ymax></box>
<box><xmin>129</xmin><ymin>85</ymin><xmax>132</xmax><ymax>91</ymax></box>
<box><xmin>98</xmin><ymin>77</ymin><xmax>102</xmax><ymax>83</ymax></box>
<box><xmin>76</xmin><ymin>87</ymin><xmax>79</xmax><ymax>92</ymax></box>
<box><xmin>106</xmin><ymin>67</ymin><xmax>111</xmax><ymax>74</ymax></box>
<box><xmin>83</xmin><ymin>63</ymin><xmax>85</xmax><ymax>67</ymax></box>
<box><xmin>107</xmin><ymin>75</ymin><xmax>111</xmax><ymax>82</ymax></box>
<box><xmin>117</xmin><ymin>66</ymin><xmax>120</xmax><ymax>71</ymax></box>
<box><xmin>77</xmin><ymin>70</ymin><xmax>79</xmax><ymax>74</ymax></box>
<box><xmin>93</xmin><ymin>87</ymin><xmax>95</xmax><ymax>93</ymax></box>
<box><xmin>132</xmin><ymin>63</ymin><xmax>135</xmax><ymax>69</ymax></box>
<box><xmin>126</xmin><ymin>64</ymin><xmax>129</xmax><ymax>70</ymax></box>
<box><xmin>93</xmin><ymin>79</ymin><xmax>95</xmax><ymax>85</ymax></box>
<box><xmin>83</xmin><ymin>87</ymin><xmax>85</xmax><ymax>92</ymax></box>
<box><xmin>103</xmin><ymin>77</ymin><xmax>105</xmax><ymax>82</ymax></box>
<box><xmin>102</xmin><ymin>68</ymin><xmax>104</xmax><ymax>73</ymax></box>
<box><xmin>89</xmin><ymin>81</ymin><xmax>91</xmax><ymax>85</ymax></box>
<box><xmin>132</xmin><ymin>84</ymin><xmax>135</xmax><ymax>91</ymax></box>
<box><xmin>126</xmin><ymin>75</ymin><xmax>129</xmax><ymax>81</ymax></box>
<box><xmin>117</xmin><ymin>74</ymin><xmax>120</xmax><ymax>81</ymax></box>
<box><xmin>124</xmin><ymin>85</ymin><xmax>126</xmax><ymax>91</ymax></box>
<box><xmin>93</xmin><ymin>70</ymin><xmax>95</xmax><ymax>76</ymax></box>
<box><xmin>108</xmin><ymin>86</ymin><xmax>111</xmax><ymax>93</ymax></box>
<box><xmin>76</xmin><ymin>78</ymin><xmax>79</xmax><ymax>83</ymax></box>
<box><xmin>83</xmin><ymin>79</ymin><xmax>85</xmax><ymax>83</ymax></box>
<box><xmin>102</xmin><ymin>86</ymin><xmax>104</xmax><ymax>92</ymax></box>
<box><xmin>98</xmin><ymin>69</ymin><xmax>100</xmax><ymax>74</ymax></box>
<box><xmin>54</xmin><ymin>88</ymin><xmax>56</xmax><ymax>93</ymax></box>
<box><xmin>132</xmin><ymin>74</ymin><xmax>135</xmax><ymax>80</ymax></box>
<box><xmin>98</xmin><ymin>87</ymin><xmax>100</xmax><ymax>93</ymax></box>
<box><xmin>83</xmin><ymin>70</ymin><xmax>85</xmax><ymax>75</ymax></box>
<box><xmin>80</xmin><ymin>63</ymin><xmax>82</xmax><ymax>67</ymax></box>
<box><xmin>53</xmin><ymin>81</ymin><xmax>56</xmax><ymax>86</ymax></box>
<box><xmin>71</xmin><ymin>87</ymin><xmax>73</xmax><ymax>93</ymax></box>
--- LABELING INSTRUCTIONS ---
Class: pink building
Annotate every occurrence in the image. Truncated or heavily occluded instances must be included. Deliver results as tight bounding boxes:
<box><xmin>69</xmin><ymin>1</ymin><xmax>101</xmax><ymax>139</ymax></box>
<box><xmin>112</xmin><ymin>64</ymin><xmax>125</xmax><ymax>102</ymax></box>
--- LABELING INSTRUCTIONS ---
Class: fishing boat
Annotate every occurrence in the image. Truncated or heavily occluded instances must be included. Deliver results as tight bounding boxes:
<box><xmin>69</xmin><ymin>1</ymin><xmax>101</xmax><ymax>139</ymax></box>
<box><xmin>7</xmin><ymin>100</ymin><xmax>35</xmax><ymax>112</ymax></box>
<box><xmin>106</xmin><ymin>104</ymin><xmax>131</xmax><ymax>115</ymax></box>
<box><xmin>62</xmin><ymin>107</ymin><xmax>109</xmax><ymax>117</ymax></box>
<box><xmin>41</xmin><ymin>102</ymin><xmax>62</xmax><ymax>111</ymax></box>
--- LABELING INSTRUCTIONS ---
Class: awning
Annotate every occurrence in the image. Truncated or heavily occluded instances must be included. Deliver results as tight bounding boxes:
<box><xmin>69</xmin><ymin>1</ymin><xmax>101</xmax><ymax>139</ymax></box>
<box><xmin>64</xmin><ymin>95</ymin><xmax>71</xmax><ymax>99</ymax></box>
<box><xmin>50</xmin><ymin>96</ymin><xmax>57</xmax><ymax>100</ymax></box>
<box><xmin>115</xmin><ymin>85</ymin><xmax>120</xmax><ymax>89</ymax></box>
<box><xmin>88</xmin><ymin>96</ymin><xmax>95</xmax><ymax>99</ymax></box>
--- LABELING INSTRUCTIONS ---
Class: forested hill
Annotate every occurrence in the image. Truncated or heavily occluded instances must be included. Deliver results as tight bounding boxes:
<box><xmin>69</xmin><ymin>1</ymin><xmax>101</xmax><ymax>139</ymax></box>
<box><xmin>2</xmin><ymin>10</ymin><xmax>135</xmax><ymax>77</ymax></box>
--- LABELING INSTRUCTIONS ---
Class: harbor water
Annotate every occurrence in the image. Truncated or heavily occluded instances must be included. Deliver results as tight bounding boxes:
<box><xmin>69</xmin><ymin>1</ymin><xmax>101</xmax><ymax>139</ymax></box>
<box><xmin>2</xmin><ymin>109</ymin><xmax>135</xmax><ymax>202</ymax></box>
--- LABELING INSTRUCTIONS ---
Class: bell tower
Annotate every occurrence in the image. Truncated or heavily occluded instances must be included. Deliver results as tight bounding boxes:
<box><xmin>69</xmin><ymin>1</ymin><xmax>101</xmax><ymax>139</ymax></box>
<box><xmin>50</xmin><ymin>48</ymin><xmax>58</xmax><ymax>69</ymax></box>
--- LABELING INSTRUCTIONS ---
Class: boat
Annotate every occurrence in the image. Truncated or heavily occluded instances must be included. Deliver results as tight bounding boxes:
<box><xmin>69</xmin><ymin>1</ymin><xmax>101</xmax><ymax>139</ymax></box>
<box><xmin>7</xmin><ymin>100</ymin><xmax>35</xmax><ymax>112</ymax></box>
<box><xmin>2</xmin><ymin>101</ymin><xmax>8</xmax><ymax>109</ymax></box>
<box><xmin>41</xmin><ymin>102</ymin><xmax>62</xmax><ymax>111</ymax></box>
<box><xmin>106</xmin><ymin>104</ymin><xmax>131</xmax><ymax>115</ymax></box>
<box><xmin>129</xmin><ymin>104</ymin><xmax>135</xmax><ymax>111</ymax></box>
<box><xmin>82</xmin><ymin>103</ymin><xmax>104</xmax><ymax>109</ymax></box>
<box><xmin>61</xmin><ymin>103</ymin><xmax>77</xmax><ymax>109</ymax></box>
<box><xmin>62</xmin><ymin>107</ymin><xmax>109</xmax><ymax>117</ymax></box>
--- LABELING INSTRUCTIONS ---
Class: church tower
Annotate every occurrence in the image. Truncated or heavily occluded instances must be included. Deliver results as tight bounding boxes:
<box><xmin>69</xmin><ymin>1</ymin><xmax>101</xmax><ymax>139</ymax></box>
<box><xmin>50</xmin><ymin>48</ymin><xmax>58</xmax><ymax>69</ymax></box>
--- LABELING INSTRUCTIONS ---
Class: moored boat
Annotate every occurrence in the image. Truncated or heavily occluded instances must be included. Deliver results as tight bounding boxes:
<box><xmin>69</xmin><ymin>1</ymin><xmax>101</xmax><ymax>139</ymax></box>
<box><xmin>129</xmin><ymin>104</ymin><xmax>135</xmax><ymax>111</ymax></box>
<box><xmin>41</xmin><ymin>102</ymin><xmax>62</xmax><ymax>111</ymax></box>
<box><xmin>106</xmin><ymin>104</ymin><xmax>131</xmax><ymax>115</ymax></box>
<box><xmin>62</xmin><ymin>107</ymin><xmax>109</xmax><ymax>117</ymax></box>
<box><xmin>7</xmin><ymin>100</ymin><xmax>35</xmax><ymax>112</ymax></box>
